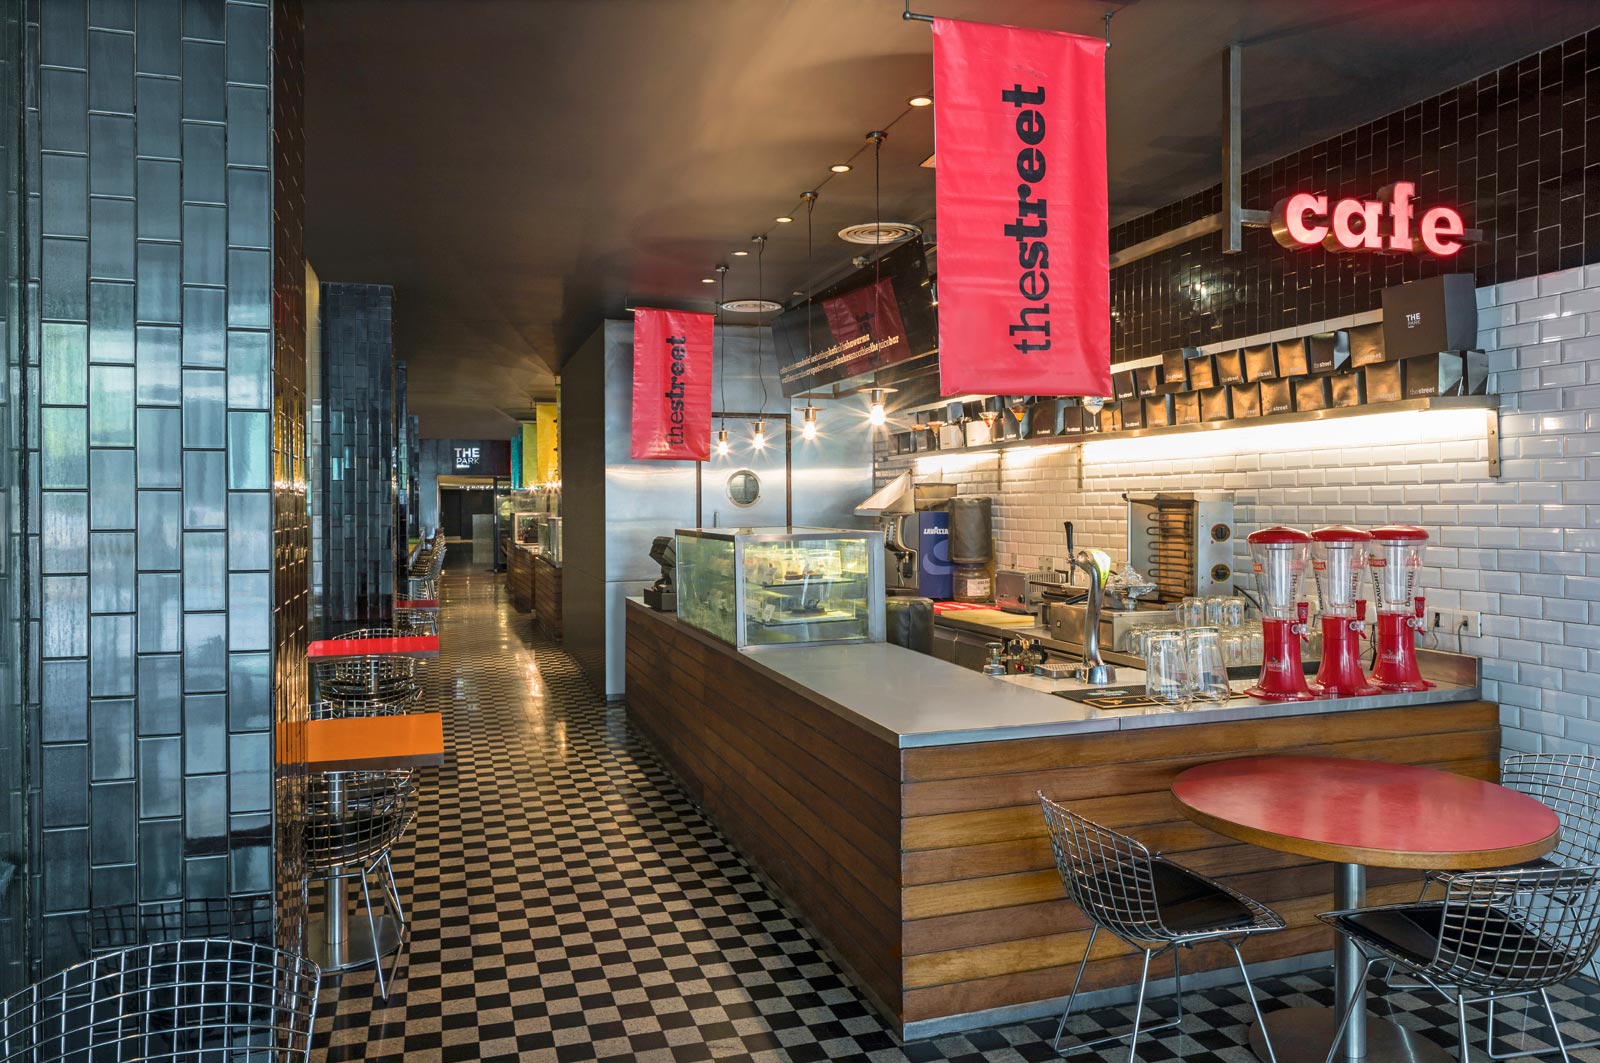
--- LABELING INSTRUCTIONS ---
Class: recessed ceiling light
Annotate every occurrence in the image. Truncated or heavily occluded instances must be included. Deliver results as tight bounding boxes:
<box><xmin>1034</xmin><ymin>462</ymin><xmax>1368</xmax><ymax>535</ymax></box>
<box><xmin>775</xmin><ymin>216</ymin><xmax>793</xmax><ymax>224</ymax></box>
<box><xmin>720</xmin><ymin>299</ymin><xmax>784</xmax><ymax>314</ymax></box>
<box><xmin>701</xmin><ymin>278</ymin><xmax>715</xmax><ymax>284</ymax></box>
<box><xmin>830</xmin><ymin>164</ymin><xmax>852</xmax><ymax>173</ymax></box>
<box><xmin>908</xmin><ymin>94</ymin><xmax>933</xmax><ymax>107</ymax></box>
<box><xmin>732</xmin><ymin>249</ymin><xmax>749</xmax><ymax>256</ymax></box>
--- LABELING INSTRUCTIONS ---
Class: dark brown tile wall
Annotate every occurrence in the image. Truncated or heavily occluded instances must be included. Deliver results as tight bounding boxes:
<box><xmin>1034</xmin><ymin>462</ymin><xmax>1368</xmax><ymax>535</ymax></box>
<box><xmin>1111</xmin><ymin>27</ymin><xmax>1600</xmax><ymax>362</ymax></box>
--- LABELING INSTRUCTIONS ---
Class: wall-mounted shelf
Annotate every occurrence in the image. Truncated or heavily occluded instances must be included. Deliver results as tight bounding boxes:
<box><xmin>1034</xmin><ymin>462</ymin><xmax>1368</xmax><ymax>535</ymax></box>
<box><xmin>893</xmin><ymin>395</ymin><xmax>1501</xmax><ymax>476</ymax></box>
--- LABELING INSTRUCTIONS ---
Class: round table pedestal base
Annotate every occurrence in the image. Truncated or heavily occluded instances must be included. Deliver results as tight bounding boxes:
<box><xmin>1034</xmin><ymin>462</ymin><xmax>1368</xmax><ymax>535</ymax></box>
<box><xmin>1250</xmin><ymin>1006</ymin><xmax>1453</xmax><ymax>1063</ymax></box>
<box><xmin>306</xmin><ymin>911</ymin><xmax>403</xmax><ymax>972</ymax></box>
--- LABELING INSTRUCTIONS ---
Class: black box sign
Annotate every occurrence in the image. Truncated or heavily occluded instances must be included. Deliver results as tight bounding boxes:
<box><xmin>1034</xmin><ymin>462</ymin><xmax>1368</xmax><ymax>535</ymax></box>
<box><xmin>1363</xmin><ymin>361</ymin><xmax>1403</xmax><ymax>402</ymax></box>
<box><xmin>1213</xmin><ymin>349</ymin><xmax>1247</xmax><ymax>386</ymax></box>
<box><xmin>1348</xmin><ymin>322</ymin><xmax>1387</xmax><ymax>367</ymax></box>
<box><xmin>1308</xmin><ymin>331</ymin><xmax>1351</xmax><ymax>374</ymax></box>
<box><xmin>1162</xmin><ymin>348</ymin><xmax>1190</xmax><ymax>385</ymax></box>
<box><xmin>1243</xmin><ymin>344</ymin><xmax>1277</xmax><ymax>382</ymax></box>
<box><xmin>1099</xmin><ymin>404</ymin><xmax>1123</xmax><ymax>432</ymax></box>
<box><xmin>1259</xmin><ymin>378</ymin><xmax>1293</xmax><ymax>416</ymax></box>
<box><xmin>1134</xmin><ymin>364</ymin><xmax>1164</xmax><ymax>394</ymax></box>
<box><xmin>1274</xmin><ymin>337</ymin><xmax>1309</xmax><ymax>377</ymax></box>
<box><xmin>1403</xmin><ymin>351</ymin><xmax>1490</xmax><ymax>398</ymax></box>
<box><xmin>1229</xmin><ymin>382</ymin><xmax>1262</xmax><ymax>417</ymax></box>
<box><xmin>1119</xmin><ymin>397</ymin><xmax>1145</xmax><ymax>429</ymax></box>
<box><xmin>1293</xmin><ymin>376</ymin><xmax>1332</xmax><ymax>411</ymax></box>
<box><xmin>1381</xmin><ymin>273</ymin><xmax>1479</xmax><ymax>359</ymax></box>
<box><xmin>1029</xmin><ymin>399</ymin><xmax>1064</xmax><ymax>436</ymax></box>
<box><xmin>1113</xmin><ymin>370</ymin><xmax>1138</xmax><ymax>401</ymax></box>
<box><xmin>1143</xmin><ymin>394</ymin><xmax>1173</xmax><ymax>427</ymax></box>
<box><xmin>1330</xmin><ymin>373</ymin><xmax>1365</xmax><ymax>407</ymax></box>
<box><xmin>1198</xmin><ymin>386</ymin><xmax>1232</xmax><ymax>422</ymax></box>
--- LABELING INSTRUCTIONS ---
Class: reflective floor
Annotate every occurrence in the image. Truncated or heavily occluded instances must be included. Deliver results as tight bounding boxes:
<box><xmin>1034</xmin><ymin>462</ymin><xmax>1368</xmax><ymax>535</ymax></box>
<box><xmin>312</xmin><ymin>562</ymin><xmax>1600</xmax><ymax>1061</ymax></box>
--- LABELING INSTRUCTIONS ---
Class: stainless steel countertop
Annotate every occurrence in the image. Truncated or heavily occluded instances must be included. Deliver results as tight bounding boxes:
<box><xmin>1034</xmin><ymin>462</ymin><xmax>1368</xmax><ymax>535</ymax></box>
<box><xmin>627</xmin><ymin>598</ymin><xmax>1484</xmax><ymax>749</ymax></box>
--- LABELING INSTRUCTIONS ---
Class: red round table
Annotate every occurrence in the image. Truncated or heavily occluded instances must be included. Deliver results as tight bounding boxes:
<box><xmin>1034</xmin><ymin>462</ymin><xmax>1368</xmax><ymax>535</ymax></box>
<box><xmin>1172</xmin><ymin>755</ymin><xmax>1559</xmax><ymax>1063</ymax></box>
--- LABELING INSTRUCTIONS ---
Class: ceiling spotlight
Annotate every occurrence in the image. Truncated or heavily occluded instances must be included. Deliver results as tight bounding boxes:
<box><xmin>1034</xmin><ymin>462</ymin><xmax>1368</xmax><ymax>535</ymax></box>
<box><xmin>732</xmin><ymin>249</ymin><xmax>749</xmax><ymax>257</ymax></box>
<box><xmin>799</xmin><ymin>405</ymin><xmax>819</xmax><ymax>441</ymax></box>
<box><xmin>701</xmin><ymin>277</ymin><xmax>715</xmax><ymax>284</ymax></box>
<box><xmin>775</xmin><ymin>216</ymin><xmax>793</xmax><ymax>224</ymax></box>
<box><xmin>715</xmin><ymin>427</ymin><xmax>730</xmax><ymax>457</ymax></box>
<box><xmin>908</xmin><ymin>94</ymin><xmax>933</xmax><ymax>107</ymax></box>
<box><xmin>749</xmin><ymin>420</ymin><xmax>767</xmax><ymax>450</ymax></box>
<box><xmin>830</xmin><ymin>164</ymin><xmax>852</xmax><ymax>173</ymax></box>
<box><xmin>867</xmin><ymin>387</ymin><xmax>895</xmax><ymax>427</ymax></box>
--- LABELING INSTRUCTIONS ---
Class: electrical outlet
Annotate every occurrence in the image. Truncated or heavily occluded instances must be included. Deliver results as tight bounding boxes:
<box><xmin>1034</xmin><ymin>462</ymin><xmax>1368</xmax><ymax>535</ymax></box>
<box><xmin>1427</xmin><ymin>607</ymin><xmax>1481</xmax><ymax>640</ymax></box>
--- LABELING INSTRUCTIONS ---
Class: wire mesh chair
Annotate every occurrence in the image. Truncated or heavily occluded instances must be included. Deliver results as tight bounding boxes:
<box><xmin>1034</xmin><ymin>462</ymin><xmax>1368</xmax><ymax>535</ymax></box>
<box><xmin>1039</xmin><ymin>793</ymin><xmax>1285</xmax><ymax>1063</ymax></box>
<box><xmin>1389</xmin><ymin>753</ymin><xmax>1600</xmax><ymax>1056</ymax></box>
<box><xmin>0</xmin><ymin>939</ymin><xmax>319</xmax><ymax>1062</ymax></box>
<box><xmin>311</xmin><ymin>627</ymin><xmax>425</xmax><ymax>718</ymax></box>
<box><xmin>306</xmin><ymin>770</ymin><xmax>418</xmax><ymax>998</ymax></box>
<box><xmin>1321</xmin><ymin>863</ymin><xmax>1600</xmax><ymax>1063</ymax></box>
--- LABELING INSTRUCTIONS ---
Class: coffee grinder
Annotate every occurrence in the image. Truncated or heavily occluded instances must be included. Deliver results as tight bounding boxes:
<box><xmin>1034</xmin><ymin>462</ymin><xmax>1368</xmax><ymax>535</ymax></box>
<box><xmin>1309</xmin><ymin>526</ymin><xmax>1378</xmax><ymax>696</ymax></box>
<box><xmin>1368</xmin><ymin>524</ymin><xmax>1434</xmax><ymax>691</ymax></box>
<box><xmin>1244</xmin><ymin>526</ymin><xmax>1315</xmax><ymax>701</ymax></box>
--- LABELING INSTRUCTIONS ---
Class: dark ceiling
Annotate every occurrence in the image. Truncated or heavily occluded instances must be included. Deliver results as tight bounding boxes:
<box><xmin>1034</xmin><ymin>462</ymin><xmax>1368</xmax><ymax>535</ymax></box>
<box><xmin>304</xmin><ymin>0</ymin><xmax>1600</xmax><ymax>438</ymax></box>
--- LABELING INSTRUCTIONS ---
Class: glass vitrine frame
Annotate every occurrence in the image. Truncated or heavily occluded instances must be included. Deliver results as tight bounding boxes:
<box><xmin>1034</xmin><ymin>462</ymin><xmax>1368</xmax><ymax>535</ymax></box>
<box><xmin>674</xmin><ymin>527</ymin><xmax>884</xmax><ymax>650</ymax></box>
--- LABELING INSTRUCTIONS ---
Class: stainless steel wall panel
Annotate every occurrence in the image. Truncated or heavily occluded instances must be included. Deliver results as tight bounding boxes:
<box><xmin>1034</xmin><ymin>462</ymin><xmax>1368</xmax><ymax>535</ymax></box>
<box><xmin>134</xmin><ymin>241</ymin><xmax>179</xmax><ymax>322</ymax></box>
<box><xmin>40</xmin><ymin>154</ymin><xmax>85</xmax><ymax>237</ymax></box>
<box><xmin>89</xmin><ymin>198</ymin><xmax>134</xmax><ymax>279</ymax></box>
<box><xmin>134</xmin><ymin>75</ymin><xmax>179</xmax><ymax>157</ymax></box>
<box><xmin>135</xmin><ymin>324</ymin><xmax>180</xmax><ymax>404</ymax></box>
<box><xmin>223</xmin><ymin>84</ymin><xmax>267</xmax><ymax>167</ymax></box>
<box><xmin>40</xmin><ymin>237</ymin><xmax>86</xmax><ymax>319</ymax></box>
<box><xmin>182</xmin><ymin>286</ymin><xmax>224</xmax><ymax>365</ymax></box>
<box><xmin>181</xmin><ymin>123</ymin><xmax>224</xmax><ymax>204</ymax></box>
<box><xmin>86</xmin><ymin>29</ymin><xmax>132</xmax><ymax>114</ymax></box>
<box><xmin>88</xmin><ymin>449</ymin><xmax>134</xmax><ymax>528</ymax></box>
<box><xmin>181</xmin><ymin>204</ymin><xmax>225</xmax><ymax>285</ymax></box>
<box><xmin>135</xmin><ymin>160</ymin><xmax>179</xmax><ymax>240</ymax></box>
<box><xmin>87</xmin><ymin>281</ymin><xmax>133</xmax><ymax>362</ymax></box>
<box><xmin>88</xmin><ymin>115</ymin><xmax>133</xmax><ymax>196</ymax></box>
<box><xmin>179</xmin><ymin>41</ymin><xmax>223</xmax><ymax>121</ymax></box>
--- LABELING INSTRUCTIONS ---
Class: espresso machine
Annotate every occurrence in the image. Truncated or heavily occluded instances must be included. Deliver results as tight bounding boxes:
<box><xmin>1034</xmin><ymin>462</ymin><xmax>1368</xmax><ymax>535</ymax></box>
<box><xmin>855</xmin><ymin>471</ymin><xmax>957</xmax><ymax>598</ymax></box>
<box><xmin>1310</xmin><ymin>526</ymin><xmax>1379</xmax><ymax>697</ymax></box>
<box><xmin>1244</xmin><ymin>526</ymin><xmax>1315</xmax><ymax>702</ymax></box>
<box><xmin>1369</xmin><ymin>524</ymin><xmax>1434</xmax><ymax>691</ymax></box>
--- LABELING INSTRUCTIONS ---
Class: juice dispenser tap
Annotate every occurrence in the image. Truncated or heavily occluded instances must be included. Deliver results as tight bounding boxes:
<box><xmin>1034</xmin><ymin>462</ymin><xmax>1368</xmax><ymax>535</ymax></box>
<box><xmin>1309</xmin><ymin>526</ymin><xmax>1380</xmax><ymax>697</ymax></box>
<box><xmin>1243</xmin><ymin>526</ymin><xmax>1316</xmax><ymax>702</ymax></box>
<box><xmin>1368</xmin><ymin>525</ymin><xmax>1435</xmax><ymax>692</ymax></box>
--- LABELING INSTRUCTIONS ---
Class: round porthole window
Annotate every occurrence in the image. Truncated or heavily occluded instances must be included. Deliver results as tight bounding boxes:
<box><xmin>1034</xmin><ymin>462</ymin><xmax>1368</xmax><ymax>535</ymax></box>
<box><xmin>726</xmin><ymin>469</ymin><xmax>761</xmax><ymax>507</ymax></box>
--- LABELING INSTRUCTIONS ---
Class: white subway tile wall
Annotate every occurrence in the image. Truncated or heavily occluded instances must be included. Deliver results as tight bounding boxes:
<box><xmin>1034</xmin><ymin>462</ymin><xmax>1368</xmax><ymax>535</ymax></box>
<box><xmin>875</xmin><ymin>266</ymin><xmax>1600</xmax><ymax>757</ymax></box>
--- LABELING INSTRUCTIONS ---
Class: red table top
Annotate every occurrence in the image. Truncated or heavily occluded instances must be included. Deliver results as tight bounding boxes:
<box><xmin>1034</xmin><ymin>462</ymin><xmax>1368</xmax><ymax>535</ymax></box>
<box><xmin>394</xmin><ymin>599</ymin><xmax>439</xmax><ymax>610</ymax></box>
<box><xmin>1172</xmin><ymin>755</ymin><xmax>1560</xmax><ymax>870</ymax></box>
<box><xmin>307</xmin><ymin>635</ymin><xmax>440</xmax><ymax>660</ymax></box>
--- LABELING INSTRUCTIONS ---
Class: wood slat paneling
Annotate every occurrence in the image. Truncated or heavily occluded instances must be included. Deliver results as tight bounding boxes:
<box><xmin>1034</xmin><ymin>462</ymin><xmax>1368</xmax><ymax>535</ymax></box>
<box><xmin>624</xmin><ymin>595</ymin><xmax>1499</xmax><ymax>1035</ymax></box>
<box><xmin>534</xmin><ymin>556</ymin><xmax>562</xmax><ymax>639</ymax></box>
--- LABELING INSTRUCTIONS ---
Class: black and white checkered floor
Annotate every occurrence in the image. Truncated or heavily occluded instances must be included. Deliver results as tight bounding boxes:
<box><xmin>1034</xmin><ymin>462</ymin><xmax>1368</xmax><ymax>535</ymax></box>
<box><xmin>313</xmin><ymin>562</ymin><xmax>1600</xmax><ymax>1062</ymax></box>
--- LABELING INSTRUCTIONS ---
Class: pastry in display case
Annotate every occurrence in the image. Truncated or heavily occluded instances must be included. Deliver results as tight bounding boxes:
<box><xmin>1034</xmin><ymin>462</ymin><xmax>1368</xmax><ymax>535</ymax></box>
<box><xmin>674</xmin><ymin>528</ymin><xmax>884</xmax><ymax>649</ymax></box>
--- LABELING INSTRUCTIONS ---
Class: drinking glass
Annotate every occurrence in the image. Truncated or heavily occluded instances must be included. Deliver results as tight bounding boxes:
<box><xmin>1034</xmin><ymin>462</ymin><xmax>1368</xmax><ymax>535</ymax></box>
<box><xmin>1221</xmin><ymin>597</ymin><xmax>1247</xmax><ymax>627</ymax></box>
<box><xmin>1203</xmin><ymin>597</ymin><xmax>1225</xmax><ymax>627</ymax></box>
<box><xmin>1145</xmin><ymin>631</ymin><xmax>1190</xmax><ymax>706</ymax></box>
<box><xmin>1179</xmin><ymin>597</ymin><xmax>1207</xmax><ymax>628</ymax></box>
<box><xmin>1222</xmin><ymin>631</ymin><xmax>1246</xmax><ymax>667</ymax></box>
<box><xmin>1185</xmin><ymin>627</ymin><xmax>1231</xmax><ymax>703</ymax></box>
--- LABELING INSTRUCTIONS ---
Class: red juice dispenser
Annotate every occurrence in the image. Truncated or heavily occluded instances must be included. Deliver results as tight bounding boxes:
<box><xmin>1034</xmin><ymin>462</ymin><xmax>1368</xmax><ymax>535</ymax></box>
<box><xmin>1309</xmin><ymin>526</ymin><xmax>1379</xmax><ymax>697</ymax></box>
<box><xmin>1244</xmin><ymin>527</ymin><xmax>1315</xmax><ymax>702</ymax></box>
<box><xmin>1368</xmin><ymin>525</ymin><xmax>1434</xmax><ymax>692</ymax></box>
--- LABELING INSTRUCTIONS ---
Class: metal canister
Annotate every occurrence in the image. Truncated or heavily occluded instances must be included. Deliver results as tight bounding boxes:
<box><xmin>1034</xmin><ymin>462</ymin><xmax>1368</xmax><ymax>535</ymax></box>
<box><xmin>948</xmin><ymin>497</ymin><xmax>994</xmax><ymax>564</ymax></box>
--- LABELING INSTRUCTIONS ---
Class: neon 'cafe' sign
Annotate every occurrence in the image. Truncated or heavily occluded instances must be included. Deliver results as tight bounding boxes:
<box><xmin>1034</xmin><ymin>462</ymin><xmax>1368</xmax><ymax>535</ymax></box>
<box><xmin>1271</xmin><ymin>181</ymin><xmax>1465</xmax><ymax>256</ymax></box>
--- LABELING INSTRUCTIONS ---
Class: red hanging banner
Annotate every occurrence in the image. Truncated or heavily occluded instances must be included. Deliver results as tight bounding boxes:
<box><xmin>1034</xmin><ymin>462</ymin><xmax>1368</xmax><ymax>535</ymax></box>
<box><xmin>631</xmin><ymin>308</ymin><xmax>714</xmax><ymax>461</ymax></box>
<box><xmin>932</xmin><ymin>18</ymin><xmax>1111</xmax><ymax>397</ymax></box>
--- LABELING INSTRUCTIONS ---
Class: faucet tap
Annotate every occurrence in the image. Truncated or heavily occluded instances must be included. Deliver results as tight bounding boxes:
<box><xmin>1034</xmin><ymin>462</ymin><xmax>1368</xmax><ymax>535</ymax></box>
<box><xmin>1069</xmin><ymin>549</ymin><xmax>1117</xmax><ymax>686</ymax></box>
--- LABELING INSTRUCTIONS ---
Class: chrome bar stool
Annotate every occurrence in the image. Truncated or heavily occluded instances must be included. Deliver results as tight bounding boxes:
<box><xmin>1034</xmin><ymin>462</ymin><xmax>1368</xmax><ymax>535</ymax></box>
<box><xmin>1038</xmin><ymin>793</ymin><xmax>1286</xmax><ymax>1063</ymax></box>
<box><xmin>0</xmin><ymin>938</ymin><xmax>319</xmax><ymax>1062</ymax></box>
<box><xmin>305</xmin><ymin>769</ymin><xmax>418</xmax><ymax>998</ymax></box>
<box><xmin>1321</xmin><ymin>863</ymin><xmax>1600</xmax><ymax>1063</ymax></box>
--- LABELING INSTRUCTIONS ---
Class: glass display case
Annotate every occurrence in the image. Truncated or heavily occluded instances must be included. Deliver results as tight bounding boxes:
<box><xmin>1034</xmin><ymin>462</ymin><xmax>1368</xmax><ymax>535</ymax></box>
<box><xmin>675</xmin><ymin>527</ymin><xmax>884</xmax><ymax>650</ymax></box>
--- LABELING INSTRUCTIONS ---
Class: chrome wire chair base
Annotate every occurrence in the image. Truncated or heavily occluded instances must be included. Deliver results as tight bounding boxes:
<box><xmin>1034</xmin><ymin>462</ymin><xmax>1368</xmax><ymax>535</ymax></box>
<box><xmin>1260</xmin><ymin>1002</ymin><xmax>1453</xmax><ymax>1063</ymax></box>
<box><xmin>306</xmin><ymin>852</ymin><xmax>408</xmax><ymax>997</ymax></box>
<box><xmin>1479</xmin><ymin>990</ymin><xmax>1594</xmax><ymax>1060</ymax></box>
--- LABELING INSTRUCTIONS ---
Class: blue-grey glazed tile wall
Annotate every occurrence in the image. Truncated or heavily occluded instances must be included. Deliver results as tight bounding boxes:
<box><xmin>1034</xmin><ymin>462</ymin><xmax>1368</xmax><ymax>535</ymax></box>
<box><xmin>19</xmin><ymin>0</ymin><xmax>305</xmax><ymax>976</ymax></box>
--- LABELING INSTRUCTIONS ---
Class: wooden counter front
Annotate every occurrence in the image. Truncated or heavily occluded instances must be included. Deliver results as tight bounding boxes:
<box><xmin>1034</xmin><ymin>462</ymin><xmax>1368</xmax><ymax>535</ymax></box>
<box><xmin>507</xmin><ymin>543</ymin><xmax>536</xmax><ymax>613</ymax></box>
<box><xmin>623</xmin><ymin>601</ymin><xmax>1499</xmax><ymax>1035</ymax></box>
<box><xmin>534</xmin><ymin>556</ymin><xmax>562</xmax><ymax>640</ymax></box>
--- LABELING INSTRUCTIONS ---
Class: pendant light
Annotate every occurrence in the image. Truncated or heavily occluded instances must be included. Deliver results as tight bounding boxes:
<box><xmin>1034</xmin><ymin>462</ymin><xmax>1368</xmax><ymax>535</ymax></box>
<box><xmin>796</xmin><ymin>190</ymin><xmax>822</xmax><ymax>442</ymax></box>
<box><xmin>868</xmin><ymin>387</ymin><xmax>895</xmax><ymax>427</ymax></box>
<box><xmin>863</xmin><ymin>131</ymin><xmax>892</xmax><ymax>433</ymax></box>
<box><xmin>750</xmin><ymin>234</ymin><xmax>769</xmax><ymax>447</ymax></box>
<box><xmin>714</xmin><ymin>263</ymin><xmax>730</xmax><ymax>456</ymax></box>
<box><xmin>800</xmin><ymin>404</ymin><xmax>819</xmax><ymax>440</ymax></box>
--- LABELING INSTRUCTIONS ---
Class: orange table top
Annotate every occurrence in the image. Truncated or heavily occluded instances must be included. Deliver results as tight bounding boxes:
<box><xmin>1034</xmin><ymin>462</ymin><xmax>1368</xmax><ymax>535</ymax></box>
<box><xmin>302</xmin><ymin>713</ymin><xmax>445</xmax><ymax>772</ymax></box>
<box><xmin>307</xmin><ymin>635</ymin><xmax>440</xmax><ymax>660</ymax></box>
<box><xmin>1171</xmin><ymin>755</ymin><xmax>1560</xmax><ymax>870</ymax></box>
